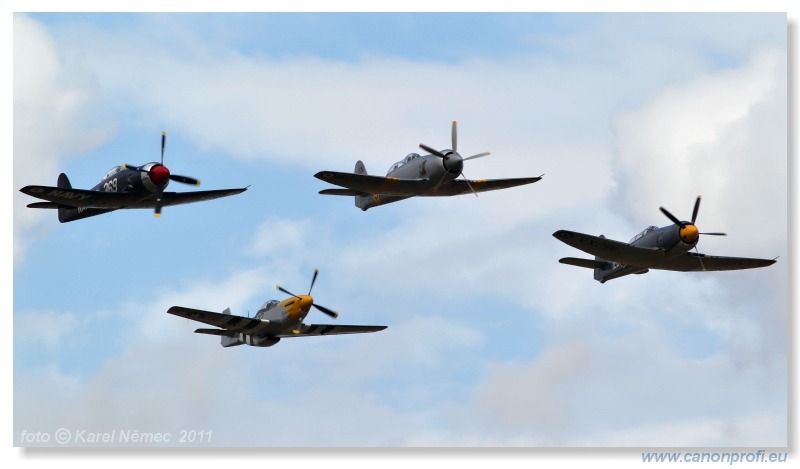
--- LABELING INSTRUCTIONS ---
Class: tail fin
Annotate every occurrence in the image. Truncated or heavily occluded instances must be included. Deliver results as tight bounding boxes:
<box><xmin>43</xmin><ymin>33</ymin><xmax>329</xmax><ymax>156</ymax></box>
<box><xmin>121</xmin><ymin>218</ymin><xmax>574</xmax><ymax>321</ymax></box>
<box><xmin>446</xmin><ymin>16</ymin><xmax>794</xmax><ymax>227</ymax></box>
<box><xmin>58</xmin><ymin>173</ymin><xmax>72</xmax><ymax>189</ymax></box>
<box><xmin>354</xmin><ymin>160</ymin><xmax>372</xmax><ymax>211</ymax></box>
<box><xmin>219</xmin><ymin>308</ymin><xmax>243</xmax><ymax>347</ymax></box>
<box><xmin>56</xmin><ymin>173</ymin><xmax>76</xmax><ymax>223</ymax></box>
<box><xmin>55</xmin><ymin>173</ymin><xmax>113</xmax><ymax>223</ymax></box>
<box><xmin>355</xmin><ymin>160</ymin><xmax>367</xmax><ymax>176</ymax></box>
<box><xmin>592</xmin><ymin>235</ymin><xmax>612</xmax><ymax>283</ymax></box>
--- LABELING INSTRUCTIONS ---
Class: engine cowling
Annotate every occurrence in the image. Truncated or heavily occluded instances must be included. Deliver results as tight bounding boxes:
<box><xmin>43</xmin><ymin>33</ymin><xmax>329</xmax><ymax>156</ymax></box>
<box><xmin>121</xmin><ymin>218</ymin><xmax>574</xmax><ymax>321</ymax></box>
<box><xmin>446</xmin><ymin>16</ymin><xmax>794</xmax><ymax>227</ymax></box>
<box><xmin>139</xmin><ymin>163</ymin><xmax>171</xmax><ymax>192</ymax></box>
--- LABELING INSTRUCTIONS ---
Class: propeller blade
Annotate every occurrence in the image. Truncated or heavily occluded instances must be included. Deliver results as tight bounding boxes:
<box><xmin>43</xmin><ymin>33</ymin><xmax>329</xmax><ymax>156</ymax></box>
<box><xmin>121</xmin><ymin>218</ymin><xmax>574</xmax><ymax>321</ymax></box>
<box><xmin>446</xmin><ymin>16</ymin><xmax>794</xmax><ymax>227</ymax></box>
<box><xmin>691</xmin><ymin>195</ymin><xmax>701</xmax><ymax>224</ymax></box>
<box><xmin>693</xmin><ymin>246</ymin><xmax>707</xmax><ymax>272</ymax></box>
<box><xmin>419</xmin><ymin>143</ymin><xmax>448</xmax><ymax>159</ymax></box>
<box><xmin>313</xmin><ymin>303</ymin><xmax>339</xmax><ymax>319</ymax></box>
<box><xmin>460</xmin><ymin>171</ymin><xmax>478</xmax><ymax>197</ymax></box>
<box><xmin>161</xmin><ymin>131</ymin><xmax>166</xmax><ymax>165</ymax></box>
<box><xmin>451</xmin><ymin>120</ymin><xmax>458</xmax><ymax>152</ymax></box>
<box><xmin>276</xmin><ymin>285</ymin><xmax>300</xmax><ymax>298</ymax></box>
<box><xmin>154</xmin><ymin>187</ymin><xmax>164</xmax><ymax>218</ymax></box>
<box><xmin>432</xmin><ymin>169</ymin><xmax>451</xmax><ymax>192</ymax></box>
<box><xmin>170</xmin><ymin>174</ymin><xmax>201</xmax><ymax>186</ymax></box>
<box><xmin>659</xmin><ymin>206</ymin><xmax>683</xmax><ymax>227</ymax></box>
<box><xmin>308</xmin><ymin>269</ymin><xmax>319</xmax><ymax>295</ymax></box>
<box><xmin>462</xmin><ymin>151</ymin><xmax>490</xmax><ymax>161</ymax></box>
<box><xmin>700</xmin><ymin>232</ymin><xmax>727</xmax><ymax>236</ymax></box>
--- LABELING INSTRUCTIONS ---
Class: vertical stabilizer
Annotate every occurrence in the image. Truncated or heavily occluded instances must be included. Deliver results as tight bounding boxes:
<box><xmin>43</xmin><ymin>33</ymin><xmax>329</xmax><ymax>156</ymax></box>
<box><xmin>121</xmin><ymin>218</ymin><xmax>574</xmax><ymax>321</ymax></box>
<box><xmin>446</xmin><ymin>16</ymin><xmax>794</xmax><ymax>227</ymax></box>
<box><xmin>56</xmin><ymin>173</ymin><xmax>77</xmax><ymax>223</ymax></box>
<box><xmin>593</xmin><ymin>235</ymin><xmax>612</xmax><ymax>283</ymax></box>
<box><xmin>354</xmin><ymin>160</ymin><xmax>372</xmax><ymax>211</ymax></box>
<box><xmin>219</xmin><ymin>307</ymin><xmax>243</xmax><ymax>346</ymax></box>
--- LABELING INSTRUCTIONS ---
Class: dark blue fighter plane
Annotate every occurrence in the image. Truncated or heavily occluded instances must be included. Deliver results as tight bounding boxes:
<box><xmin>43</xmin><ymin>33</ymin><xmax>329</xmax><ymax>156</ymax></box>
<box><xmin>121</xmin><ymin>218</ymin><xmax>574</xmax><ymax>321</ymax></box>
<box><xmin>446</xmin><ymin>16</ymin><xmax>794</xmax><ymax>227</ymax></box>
<box><xmin>19</xmin><ymin>132</ymin><xmax>247</xmax><ymax>222</ymax></box>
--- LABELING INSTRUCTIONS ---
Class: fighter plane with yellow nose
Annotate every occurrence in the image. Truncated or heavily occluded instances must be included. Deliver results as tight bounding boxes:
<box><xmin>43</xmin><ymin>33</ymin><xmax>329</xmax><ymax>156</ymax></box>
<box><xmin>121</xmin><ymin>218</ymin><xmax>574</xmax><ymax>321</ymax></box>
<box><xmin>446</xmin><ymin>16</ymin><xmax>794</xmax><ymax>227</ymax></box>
<box><xmin>166</xmin><ymin>270</ymin><xmax>386</xmax><ymax>347</ymax></box>
<box><xmin>553</xmin><ymin>196</ymin><xmax>777</xmax><ymax>283</ymax></box>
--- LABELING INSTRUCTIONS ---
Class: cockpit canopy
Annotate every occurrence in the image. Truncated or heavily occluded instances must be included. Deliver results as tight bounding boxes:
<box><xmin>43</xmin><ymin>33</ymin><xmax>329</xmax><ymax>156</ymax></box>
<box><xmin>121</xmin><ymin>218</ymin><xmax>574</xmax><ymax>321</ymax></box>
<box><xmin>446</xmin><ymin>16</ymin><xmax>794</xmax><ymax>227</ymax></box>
<box><xmin>103</xmin><ymin>166</ymin><xmax>124</xmax><ymax>181</ymax></box>
<box><xmin>260</xmin><ymin>300</ymin><xmax>280</xmax><ymax>311</ymax></box>
<box><xmin>630</xmin><ymin>226</ymin><xmax>658</xmax><ymax>244</ymax></box>
<box><xmin>387</xmin><ymin>152</ymin><xmax>421</xmax><ymax>175</ymax></box>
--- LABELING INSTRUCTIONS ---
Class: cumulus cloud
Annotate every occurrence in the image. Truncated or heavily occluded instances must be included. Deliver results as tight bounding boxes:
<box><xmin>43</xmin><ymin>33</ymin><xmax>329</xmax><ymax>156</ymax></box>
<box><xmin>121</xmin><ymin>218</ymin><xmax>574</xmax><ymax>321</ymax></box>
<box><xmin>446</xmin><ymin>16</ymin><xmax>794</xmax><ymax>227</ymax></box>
<box><xmin>612</xmin><ymin>47</ymin><xmax>786</xmax><ymax>254</ymax></box>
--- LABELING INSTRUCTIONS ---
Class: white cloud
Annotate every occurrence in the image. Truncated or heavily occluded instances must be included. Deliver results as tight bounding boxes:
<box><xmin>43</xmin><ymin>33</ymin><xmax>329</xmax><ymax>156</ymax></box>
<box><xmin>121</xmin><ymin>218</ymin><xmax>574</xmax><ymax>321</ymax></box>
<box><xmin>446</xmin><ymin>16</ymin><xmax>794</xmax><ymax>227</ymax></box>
<box><xmin>612</xmin><ymin>47</ymin><xmax>786</xmax><ymax>255</ymax></box>
<box><xmin>14</xmin><ymin>310</ymin><xmax>79</xmax><ymax>350</ymax></box>
<box><xmin>13</xmin><ymin>14</ymin><xmax>116</xmax><ymax>262</ymax></box>
<box><xmin>245</xmin><ymin>217</ymin><xmax>317</xmax><ymax>257</ymax></box>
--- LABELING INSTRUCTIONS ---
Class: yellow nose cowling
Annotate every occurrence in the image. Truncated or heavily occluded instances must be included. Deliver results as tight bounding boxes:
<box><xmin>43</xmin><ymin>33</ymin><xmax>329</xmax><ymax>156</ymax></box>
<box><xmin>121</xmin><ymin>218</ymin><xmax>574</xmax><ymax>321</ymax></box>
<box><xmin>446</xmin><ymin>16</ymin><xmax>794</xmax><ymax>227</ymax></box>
<box><xmin>286</xmin><ymin>295</ymin><xmax>314</xmax><ymax>320</ymax></box>
<box><xmin>679</xmin><ymin>224</ymin><xmax>699</xmax><ymax>244</ymax></box>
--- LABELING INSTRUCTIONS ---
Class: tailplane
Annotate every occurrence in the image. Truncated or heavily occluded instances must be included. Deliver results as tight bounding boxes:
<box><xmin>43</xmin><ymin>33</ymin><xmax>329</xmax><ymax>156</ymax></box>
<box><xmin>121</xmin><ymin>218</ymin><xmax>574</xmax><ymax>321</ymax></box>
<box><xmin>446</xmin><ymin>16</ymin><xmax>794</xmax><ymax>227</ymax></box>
<box><xmin>194</xmin><ymin>328</ymin><xmax>243</xmax><ymax>347</ymax></box>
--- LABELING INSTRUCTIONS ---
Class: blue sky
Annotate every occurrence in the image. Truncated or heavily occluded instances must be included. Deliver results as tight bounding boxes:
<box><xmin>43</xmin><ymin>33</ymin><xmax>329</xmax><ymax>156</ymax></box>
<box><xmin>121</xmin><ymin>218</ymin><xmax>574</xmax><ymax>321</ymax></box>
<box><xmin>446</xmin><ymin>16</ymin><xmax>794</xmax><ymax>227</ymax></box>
<box><xmin>6</xmin><ymin>4</ymin><xmax>793</xmax><ymax>463</ymax></box>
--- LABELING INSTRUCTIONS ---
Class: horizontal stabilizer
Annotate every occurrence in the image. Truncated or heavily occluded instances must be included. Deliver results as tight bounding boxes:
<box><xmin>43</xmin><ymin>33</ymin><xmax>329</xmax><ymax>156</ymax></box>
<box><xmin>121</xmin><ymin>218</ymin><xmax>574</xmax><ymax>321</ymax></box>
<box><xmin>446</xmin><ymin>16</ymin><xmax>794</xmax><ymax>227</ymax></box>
<box><xmin>319</xmin><ymin>188</ymin><xmax>367</xmax><ymax>196</ymax></box>
<box><xmin>27</xmin><ymin>202</ymin><xmax>60</xmax><ymax>209</ymax></box>
<box><xmin>195</xmin><ymin>328</ymin><xmax>235</xmax><ymax>337</ymax></box>
<box><xmin>559</xmin><ymin>257</ymin><xmax>608</xmax><ymax>269</ymax></box>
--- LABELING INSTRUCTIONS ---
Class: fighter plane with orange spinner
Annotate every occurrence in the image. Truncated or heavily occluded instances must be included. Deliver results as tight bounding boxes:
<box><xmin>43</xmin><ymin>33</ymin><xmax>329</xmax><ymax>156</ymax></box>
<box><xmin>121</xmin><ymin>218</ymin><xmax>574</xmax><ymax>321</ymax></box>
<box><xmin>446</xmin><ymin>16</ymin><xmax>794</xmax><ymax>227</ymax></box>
<box><xmin>315</xmin><ymin>121</ymin><xmax>542</xmax><ymax>210</ymax></box>
<box><xmin>553</xmin><ymin>196</ymin><xmax>777</xmax><ymax>283</ymax></box>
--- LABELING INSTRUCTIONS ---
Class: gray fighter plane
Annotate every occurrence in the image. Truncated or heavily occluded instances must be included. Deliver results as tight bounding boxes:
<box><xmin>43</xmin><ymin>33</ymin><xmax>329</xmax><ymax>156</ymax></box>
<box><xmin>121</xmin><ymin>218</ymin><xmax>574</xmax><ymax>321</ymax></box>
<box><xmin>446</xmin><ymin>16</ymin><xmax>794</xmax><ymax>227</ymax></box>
<box><xmin>167</xmin><ymin>270</ymin><xmax>386</xmax><ymax>347</ymax></box>
<box><xmin>315</xmin><ymin>121</ymin><xmax>542</xmax><ymax>210</ymax></box>
<box><xmin>553</xmin><ymin>196</ymin><xmax>777</xmax><ymax>283</ymax></box>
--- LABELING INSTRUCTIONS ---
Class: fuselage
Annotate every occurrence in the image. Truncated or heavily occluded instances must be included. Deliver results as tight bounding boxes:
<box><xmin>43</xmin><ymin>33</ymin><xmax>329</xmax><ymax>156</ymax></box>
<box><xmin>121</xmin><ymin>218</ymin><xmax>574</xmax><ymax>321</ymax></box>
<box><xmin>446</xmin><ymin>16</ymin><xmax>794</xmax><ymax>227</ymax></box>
<box><xmin>222</xmin><ymin>295</ymin><xmax>315</xmax><ymax>347</ymax></box>
<box><xmin>384</xmin><ymin>151</ymin><xmax>461</xmax><ymax>187</ymax></box>
<box><xmin>597</xmin><ymin>223</ymin><xmax>697</xmax><ymax>282</ymax></box>
<box><xmin>356</xmin><ymin>151</ymin><xmax>461</xmax><ymax>210</ymax></box>
<box><xmin>89</xmin><ymin>163</ymin><xmax>170</xmax><ymax>204</ymax></box>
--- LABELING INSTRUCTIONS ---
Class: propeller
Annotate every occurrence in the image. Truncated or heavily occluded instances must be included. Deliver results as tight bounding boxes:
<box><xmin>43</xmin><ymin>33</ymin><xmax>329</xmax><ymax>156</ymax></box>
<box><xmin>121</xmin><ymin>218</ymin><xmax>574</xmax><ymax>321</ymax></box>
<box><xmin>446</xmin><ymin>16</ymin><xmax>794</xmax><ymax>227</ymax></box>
<box><xmin>659</xmin><ymin>195</ymin><xmax>727</xmax><ymax>245</ymax></box>
<box><xmin>275</xmin><ymin>269</ymin><xmax>339</xmax><ymax>319</ymax></box>
<box><xmin>123</xmin><ymin>132</ymin><xmax>202</xmax><ymax>217</ymax></box>
<box><xmin>419</xmin><ymin>121</ymin><xmax>490</xmax><ymax>196</ymax></box>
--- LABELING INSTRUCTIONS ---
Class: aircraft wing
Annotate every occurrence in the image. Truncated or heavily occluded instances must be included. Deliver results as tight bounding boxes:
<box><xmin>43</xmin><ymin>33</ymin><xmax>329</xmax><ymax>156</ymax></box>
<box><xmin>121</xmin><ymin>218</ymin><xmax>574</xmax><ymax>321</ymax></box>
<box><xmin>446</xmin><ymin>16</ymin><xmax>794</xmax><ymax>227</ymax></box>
<box><xmin>152</xmin><ymin>188</ymin><xmax>248</xmax><ymax>207</ymax></box>
<box><xmin>278</xmin><ymin>324</ymin><xmax>387</xmax><ymax>337</ymax></box>
<box><xmin>315</xmin><ymin>171</ymin><xmax>542</xmax><ymax>197</ymax></box>
<box><xmin>20</xmin><ymin>185</ymin><xmax>247</xmax><ymax>209</ymax></box>
<box><xmin>655</xmin><ymin>252</ymin><xmax>777</xmax><ymax>272</ymax></box>
<box><xmin>434</xmin><ymin>176</ymin><xmax>543</xmax><ymax>196</ymax></box>
<box><xmin>167</xmin><ymin>306</ymin><xmax>273</xmax><ymax>335</ymax></box>
<box><xmin>315</xmin><ymin>171</ymin><xmax>430</xmax><ymax>195</ymax></box>
<box><xmin>19</xmin><ymin>185</ymin><xmax>135</xmax><ymax>208</ymax></box>
<box><xmin>553</xmin><ymin>229</ymin><xmax>666</xmax><ymax>266</ymax></box>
